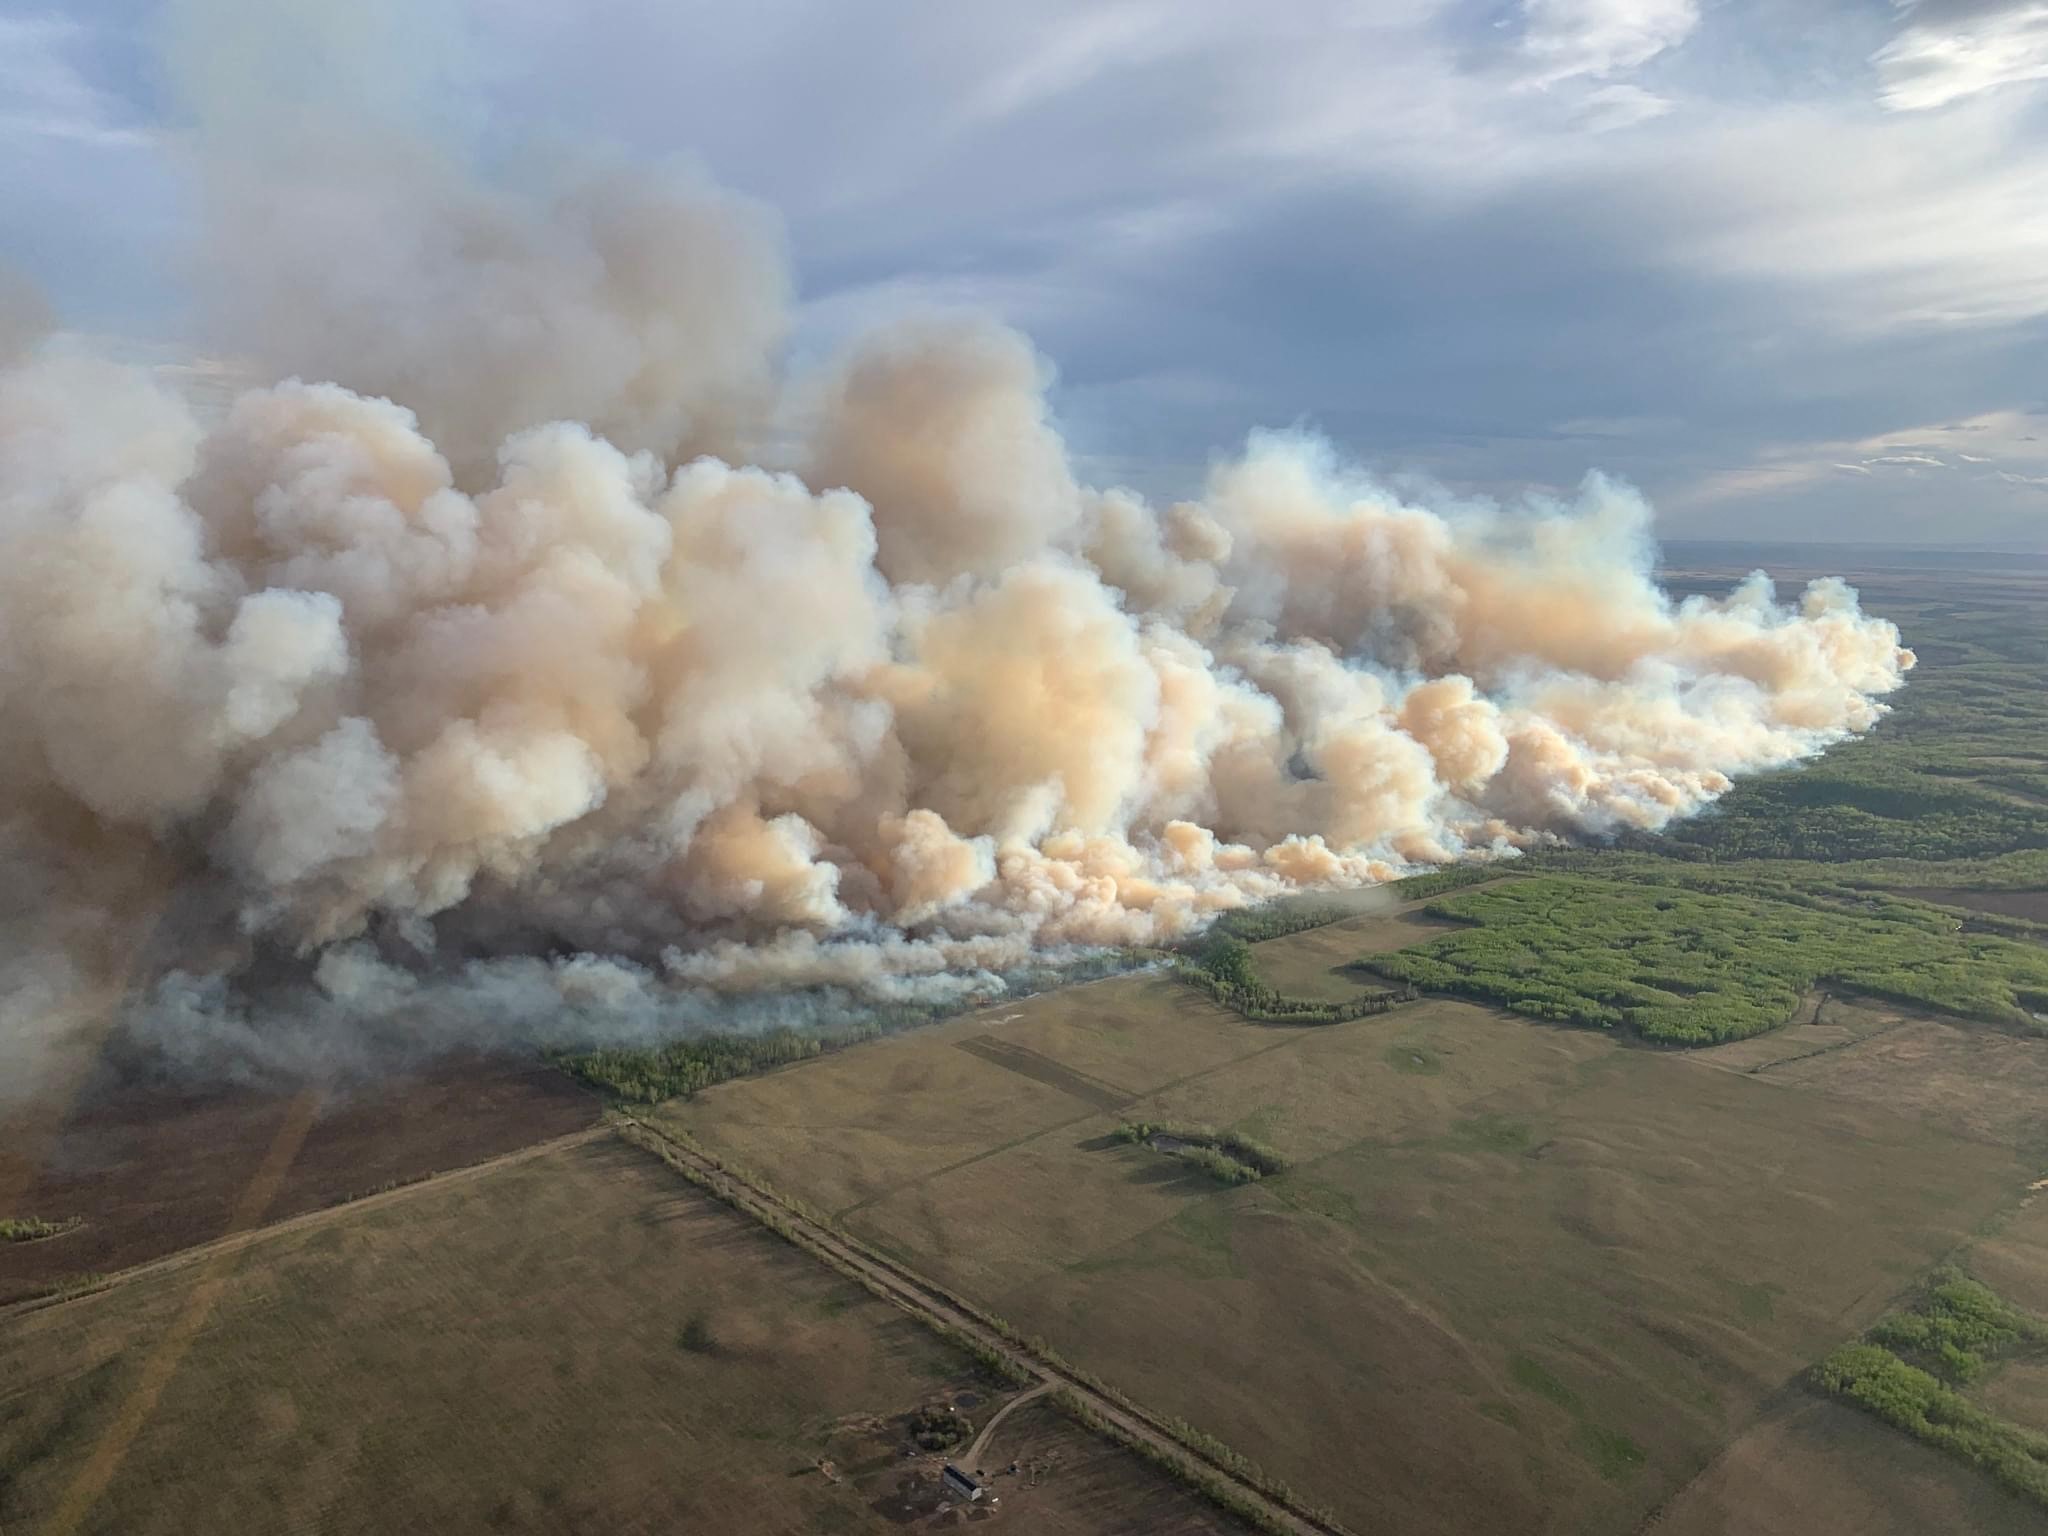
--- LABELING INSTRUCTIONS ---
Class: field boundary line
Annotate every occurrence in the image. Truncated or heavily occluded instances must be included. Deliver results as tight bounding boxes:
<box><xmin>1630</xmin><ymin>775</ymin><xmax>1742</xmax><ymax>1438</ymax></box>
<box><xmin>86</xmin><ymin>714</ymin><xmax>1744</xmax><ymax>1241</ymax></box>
<box><xmin>0</xmin><ymin>1122</ymin><xmax>609</xmax><ymax>1325</ymax></box>
<box><xmin>616</xmin><ymin>1113</ymin><xmax>1355</xmax><ymax>1536</ymax></box>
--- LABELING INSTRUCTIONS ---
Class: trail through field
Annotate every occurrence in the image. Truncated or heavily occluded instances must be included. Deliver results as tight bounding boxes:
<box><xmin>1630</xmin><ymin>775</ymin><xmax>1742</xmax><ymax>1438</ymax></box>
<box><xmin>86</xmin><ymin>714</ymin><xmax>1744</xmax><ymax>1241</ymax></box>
<box><xmin>961</xmin><ymin>1381</ymin><xmax>1053</xmax><ymax>1471</ymax></box>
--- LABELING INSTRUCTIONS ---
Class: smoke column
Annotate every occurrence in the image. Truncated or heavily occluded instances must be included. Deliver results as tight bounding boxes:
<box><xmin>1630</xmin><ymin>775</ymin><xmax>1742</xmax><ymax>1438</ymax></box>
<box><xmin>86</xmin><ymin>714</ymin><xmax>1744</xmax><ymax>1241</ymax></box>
<box><xmin>0</xmin><ymin>2</ymin><xmax>1912</xmax><ymax>1095</ymax></box>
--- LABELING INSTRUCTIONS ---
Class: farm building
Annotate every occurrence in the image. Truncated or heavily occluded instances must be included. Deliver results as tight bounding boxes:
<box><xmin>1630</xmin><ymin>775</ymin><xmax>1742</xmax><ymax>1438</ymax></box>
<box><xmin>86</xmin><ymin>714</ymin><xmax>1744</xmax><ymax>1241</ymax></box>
<box><xmin>940</xmin><ymin>1465</ymin><xmax>984</xmax><ymax>1502</ymax></box>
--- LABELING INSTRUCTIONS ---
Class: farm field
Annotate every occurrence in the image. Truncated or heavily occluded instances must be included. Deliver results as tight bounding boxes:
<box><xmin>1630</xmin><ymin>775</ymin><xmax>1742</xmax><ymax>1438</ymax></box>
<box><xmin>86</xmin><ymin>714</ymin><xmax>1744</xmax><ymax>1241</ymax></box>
<box><xmin>0</xmin><ymin>1132</ymin><xmax>1253</xmax><ymax>1536</ymax></box>
<box><xmin>2</xmin><ymin>553</ymin><xmax>2043</xmax><ymax>1533</ymax></box>
<box><xmin>0</xmin><ymin>1056</ymin><xmax>601</xmax><ymax>1307</ymax></box>
<box><xmin>1646</xmin><ymin>1395</ymin><xmax>2044</xmax><ymax>1536</ymax></box>
<box><xmin>1717</xmin><ymin>1005</ymin><xmax>2048</xmax><ymax>1153</ymax></box>
<box><xmin>1955</xmin><ymin>1193</ymin><xmax>2048</xmax><ymax>1447</ymax></box>
<box><xmin>660</xmin><ymin>924</ymin><xmax>2037</xmax><ymax>1534</ymax></box>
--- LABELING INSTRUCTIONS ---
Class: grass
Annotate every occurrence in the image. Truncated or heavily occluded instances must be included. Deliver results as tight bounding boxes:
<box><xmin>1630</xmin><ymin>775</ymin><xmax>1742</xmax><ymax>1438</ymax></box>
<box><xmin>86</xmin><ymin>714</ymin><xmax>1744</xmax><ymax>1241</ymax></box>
<box><xmin>664</xmin><ymin>975</ymin><xmax>2020</xmax><ymax>1535</ymax></box>
<box><xmin>0</xmin><ymin>1137</ymin><xmax>984</xmax><ymax>1535</ymax></box>
<box><xmin>1383</xmin><ymin>1043</ymin><xmax>1442</xmax><ymax>1075</ymax></box>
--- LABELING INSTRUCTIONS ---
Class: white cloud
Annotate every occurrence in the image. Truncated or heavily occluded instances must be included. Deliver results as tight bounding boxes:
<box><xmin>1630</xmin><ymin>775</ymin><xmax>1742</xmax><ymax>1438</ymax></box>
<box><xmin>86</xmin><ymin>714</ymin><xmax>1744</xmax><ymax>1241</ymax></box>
<box><xmin>1521</xmin><ymin>0</ymin><xmax>1701</xmax><ymax>86</ymax></box>
<box><xmin>1661</xmin><ymin>104</ymin><xmax>2048</xmax><ymax>331</ymax></box>
<box><xmin>1877</xmin><ymin>1</ymin><xmax>2048</xmax><ymax>112</ymax></box>
<box><xmin>1573</xmin><ymin>81</ymin><xmax>1676</xmax><ymax>129</ymax></box>
<box><xmin>0</xmin><ymin>15</ymin><xmax>149</xmax><ymax>149</ymax></box>
<box><xmin>965</xmin><ymin>2</ymin><xmax>1181</xmax><ymax>122</ymax></box>
<box><xmin>1680</xmin><ymin>409</ymin><xmax>2048</xmax><ymax>510</ymax></box>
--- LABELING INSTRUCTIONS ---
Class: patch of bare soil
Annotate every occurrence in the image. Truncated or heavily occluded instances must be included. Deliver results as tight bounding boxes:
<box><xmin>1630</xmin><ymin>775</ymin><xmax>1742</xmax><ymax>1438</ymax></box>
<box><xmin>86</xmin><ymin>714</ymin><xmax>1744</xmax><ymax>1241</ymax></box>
<box><xmin>0</xmin><ymin>1055</ymin><xmax>598</xmax><ymax>1305</ymax></box>
<box><xmin>1894</xmin><ymin>887</ymin><xmax>2048</xmax><ymax>927</ymax></box>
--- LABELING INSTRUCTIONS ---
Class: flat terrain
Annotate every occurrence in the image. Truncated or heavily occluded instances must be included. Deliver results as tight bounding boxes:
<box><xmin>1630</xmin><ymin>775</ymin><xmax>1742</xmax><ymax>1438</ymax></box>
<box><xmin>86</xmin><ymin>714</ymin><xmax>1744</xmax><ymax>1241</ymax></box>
<box><xmin>1707</xmin><ymin>1004</ymin><xmax>2048</xmax><ymax>1153</ymax></box>
<box><xmin>1647</xmin><ymin>1395</ymin><xmax>2044</xmax><ymax>1536</ymax></box>
<box><xmin>1245</xmin><ymin>897</ymin><xmax>1476</xmax><ymax>1003</ymax></box>
<box><xmin>661</xmin><ymin>918</ymin><xmax>2035</xmax><ymax>1536</ymax></box>
<box><xmin>0</xmin><ymin>1133</ymin><xmax>1253</xmax><ymax>1535</ymax></box>
<box><xmin>4</xmin><ymin>552</ymin><xmax>2044</xmax><ymax>1532</ymax></box>
<box><xmin>0</xmin><ymin>1057</ymin><xmax>600</xmax><ymax>1307</ymax></box>
<box><xmin>1896</xmin><ymin>887</ymin><xmax>2048</xmax><ymax>926</ymax></box>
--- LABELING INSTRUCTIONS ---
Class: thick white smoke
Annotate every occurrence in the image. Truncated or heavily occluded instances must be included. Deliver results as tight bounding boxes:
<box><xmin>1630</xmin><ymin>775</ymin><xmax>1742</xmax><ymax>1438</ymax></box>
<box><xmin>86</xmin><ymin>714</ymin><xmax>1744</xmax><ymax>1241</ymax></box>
<box><xmin>0</xmin><ymin>5</ymin><xmax>1913</xmax><ymax>1095</ymax></box>
<box><xmin>0</xmin><ymin>319</ymin><xmax>1912</xmax><ymax>1091</ymax></box>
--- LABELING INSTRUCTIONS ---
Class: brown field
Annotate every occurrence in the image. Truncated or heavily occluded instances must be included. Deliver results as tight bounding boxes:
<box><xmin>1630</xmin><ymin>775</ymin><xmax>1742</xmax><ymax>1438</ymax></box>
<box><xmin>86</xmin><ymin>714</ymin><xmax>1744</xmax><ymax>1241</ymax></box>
<box><xmin>1956</xmin><ymin>1191</ymin><xmax>2048</xmax><ymax>1446</ymax></box>
<box><xmin>0</xmin><ymin>1132</ymin><xmax>1252</xmax><ymax>1536</ymax></box>
<box><xmin>1647</xmin><ymin>1395</ymin><xmax>2043</xmax><ymax>1536</ymax></box>
<box><xmin>657</xmin><ymin>914</ymin><xmax>2040</xmax><ymax>1536</ymax></box>
<box><xmin>0</xmin><ymin>1056</ymin><xmax>600</xmax><ymax>1307</ymax></box>
<box><xmin>1246</xmin><ymin>898</ymin><xmax>1478</xmax><ymax>1003</ymax></box>
<box><xmin>1971</xmin><ymin>1189</ymin><xmax>2048</xmax><ymax>1318</ymax></box>
<box><xmin>1727</xmin><ymin>1010</ymin><xmax>2048</xmax><ymax>1152</ymax></box>
<box><xmin>1681</xmin><ymin>992</ymin><xmax>1904</xmax><ymax>1075</ymax></box>
<box><xmin>1895</xmin><ymin>887</ymin><xmax>2048</xmax><ymax>926</ymax></box>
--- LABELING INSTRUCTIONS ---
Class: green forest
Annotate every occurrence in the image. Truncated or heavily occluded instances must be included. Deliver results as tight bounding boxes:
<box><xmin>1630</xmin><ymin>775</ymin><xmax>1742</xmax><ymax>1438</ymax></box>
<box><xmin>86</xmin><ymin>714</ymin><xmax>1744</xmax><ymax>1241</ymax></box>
<box><xmin>1816</xmin><ymin>1269</ymin><xmax>2048</xmax><ymax>1508</ymax></box>
<box><xmin>1365</xmin><ymin>874</ymin><xmax>2048</xmax><ymax>1044</ymax></box>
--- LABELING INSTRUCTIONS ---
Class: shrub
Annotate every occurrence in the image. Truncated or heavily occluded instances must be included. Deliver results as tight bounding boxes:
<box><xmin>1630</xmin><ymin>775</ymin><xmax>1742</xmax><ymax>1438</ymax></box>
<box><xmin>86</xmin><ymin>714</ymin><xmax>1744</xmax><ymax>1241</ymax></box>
<box><xmin>0</xmin><ymin>1216</ymin><xmax>79</xmax><ymax>1243</ymax></box>
<box><xmin>676</xmin><ymin>1312</ymin><xmax>717</xmax><ymax>1354</ymax></box>
<box><xmin>1815</xmin><ymin>1342</ymin><xmax>2048</xmax><ymax>1507</ymax></box>
<box><xmin>1113</xmin><ymin>1121</ymin><xmax>1289</xmax><ymax>1181</ymax></box>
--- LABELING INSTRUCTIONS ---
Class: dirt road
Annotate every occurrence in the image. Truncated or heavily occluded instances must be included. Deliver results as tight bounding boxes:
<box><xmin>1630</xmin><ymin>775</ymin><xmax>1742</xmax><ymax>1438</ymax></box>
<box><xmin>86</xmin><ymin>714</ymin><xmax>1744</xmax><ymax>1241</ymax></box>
<box><xmin>961</xmin><ymin>1381</ymin><xmax>1053</xmax><ymax>1471</ymax></box>
<box><xmin>5</xmin><ymin>1107</ymin><xmax>1347</xmax><ymax>1535</ymax></box>
<box><xmin>618</xmin><ymin>1116</ymin><xmax>1351</xmax><ymax>1536</ymax></box>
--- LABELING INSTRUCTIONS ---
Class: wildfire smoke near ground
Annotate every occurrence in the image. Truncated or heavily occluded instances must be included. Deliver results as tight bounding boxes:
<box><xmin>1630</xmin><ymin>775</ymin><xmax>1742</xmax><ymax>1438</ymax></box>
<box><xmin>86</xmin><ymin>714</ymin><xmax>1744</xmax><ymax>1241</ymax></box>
<box><xmin>0</xmin><ymin>4</ymin><xmax>1914</xmax><ymax>1096</ymax></box>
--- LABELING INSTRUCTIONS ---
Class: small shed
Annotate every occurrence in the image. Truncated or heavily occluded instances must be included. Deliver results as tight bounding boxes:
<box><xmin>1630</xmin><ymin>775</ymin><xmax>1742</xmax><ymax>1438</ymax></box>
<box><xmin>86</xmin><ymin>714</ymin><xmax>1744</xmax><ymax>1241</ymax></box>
<box><xmin>940</xmin><ymin>1465</ymin><xmax>984</xmax><ymax>1503</ymax></box>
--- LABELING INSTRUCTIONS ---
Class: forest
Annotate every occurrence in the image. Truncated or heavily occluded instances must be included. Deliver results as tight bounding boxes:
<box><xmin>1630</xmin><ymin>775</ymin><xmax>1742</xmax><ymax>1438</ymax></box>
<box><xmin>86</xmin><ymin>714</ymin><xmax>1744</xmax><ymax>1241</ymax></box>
<box><xmin>1365</xmin><ymin>874</ymin><xmax>2048</xmax><ymax>1044</ymax></box>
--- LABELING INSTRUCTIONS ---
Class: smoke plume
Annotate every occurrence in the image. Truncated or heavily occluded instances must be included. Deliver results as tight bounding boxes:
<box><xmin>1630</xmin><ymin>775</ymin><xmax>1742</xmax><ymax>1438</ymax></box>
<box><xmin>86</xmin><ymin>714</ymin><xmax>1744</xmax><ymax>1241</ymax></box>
<box><xmin>0</xmin><ymin>7</ymin><xmax>1913</xmax><ymax>1097</ymax></box>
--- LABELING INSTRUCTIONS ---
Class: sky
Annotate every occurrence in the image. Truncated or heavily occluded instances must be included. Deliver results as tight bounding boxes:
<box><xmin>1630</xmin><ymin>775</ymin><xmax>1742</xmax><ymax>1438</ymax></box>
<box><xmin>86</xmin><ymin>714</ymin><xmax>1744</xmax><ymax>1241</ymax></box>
<box><xmin>3</xmin><ymin>0</ymin><xmax>2047</xmax><ymax>546</ymax></box>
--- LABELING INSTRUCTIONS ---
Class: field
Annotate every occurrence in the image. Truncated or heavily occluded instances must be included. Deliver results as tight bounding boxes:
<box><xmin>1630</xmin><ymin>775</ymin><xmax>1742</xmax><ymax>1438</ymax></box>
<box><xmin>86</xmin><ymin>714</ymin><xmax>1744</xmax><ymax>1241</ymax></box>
<box><xmin>0</xmin><ymin>1132</ymin><xmax>1253</xmax><ymax>1535</ymax></box>
<box><xmin>657</xmin><ymin>904</ymin><xmax>2033</xmax><ymax>1534</ymax></box>
<box><xmin>0</xmin><ymin>1057</ymin><xmax>600</xmax><ymax>1307</ymax></box>
<box><xmin>589</xmin><ymin>556</ymin><xmax>2048</xmax><ymax>1532</ymax></box>
<box><xmin>1647</xmin><ymin>1396</ymin><xmax>2043</xmax><ymax>1535</ymax></box>
<box><xmin>4</xmin><ymin>549</ymin><xmax>2046</xmax><ymax>1533</ymax></box>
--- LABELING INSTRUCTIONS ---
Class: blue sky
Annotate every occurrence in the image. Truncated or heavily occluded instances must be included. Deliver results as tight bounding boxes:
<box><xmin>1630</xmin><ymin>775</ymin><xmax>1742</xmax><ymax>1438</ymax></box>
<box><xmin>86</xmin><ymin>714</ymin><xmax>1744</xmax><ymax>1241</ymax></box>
<box><xmin>5</xmin><ymin>0</ymin><xmax>2048</xmax><ymax>545</ymax></box>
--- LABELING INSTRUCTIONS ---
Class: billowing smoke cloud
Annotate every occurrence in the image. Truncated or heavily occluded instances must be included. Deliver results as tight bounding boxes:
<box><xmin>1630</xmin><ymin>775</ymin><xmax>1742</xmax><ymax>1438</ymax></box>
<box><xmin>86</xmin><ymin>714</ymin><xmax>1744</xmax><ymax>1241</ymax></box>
<box><xmin>0</xmin><ymin>5</ymin><xmax>1913</xmax><ymax>1098</ymax></box>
